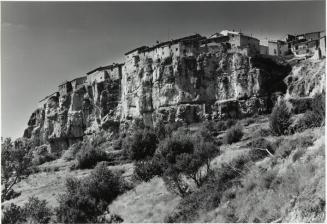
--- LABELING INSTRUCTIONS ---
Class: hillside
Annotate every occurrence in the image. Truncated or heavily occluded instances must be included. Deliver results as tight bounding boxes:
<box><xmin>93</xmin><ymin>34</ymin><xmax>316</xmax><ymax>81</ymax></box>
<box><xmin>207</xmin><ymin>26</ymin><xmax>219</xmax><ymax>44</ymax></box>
<box><xmin>1</xmin><ymin>37</ymin><xmax>325</xmax><ymax>223</ymax></box>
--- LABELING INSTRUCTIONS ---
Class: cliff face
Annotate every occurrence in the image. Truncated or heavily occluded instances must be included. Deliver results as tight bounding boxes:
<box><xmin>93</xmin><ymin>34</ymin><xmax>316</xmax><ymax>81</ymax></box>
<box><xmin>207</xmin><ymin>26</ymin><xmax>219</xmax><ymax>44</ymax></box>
<box><xmin>24</xmin><ymin>77</ymin><xmax>121</xmax><ymax>152</ymax></box>
<box><xmin>120</xmin><ymin>45</ymin><xmax>291</xmax><ymax>127</ymax></box>
<box><xmin>24</xmin><ymin>42</ymin><xmax>292</xmax><ymax>151</ymax></box>
<box><xmin>284</xmin><ymin>59</ymin><xmax>326</xmax><ymax>98</ymax></box>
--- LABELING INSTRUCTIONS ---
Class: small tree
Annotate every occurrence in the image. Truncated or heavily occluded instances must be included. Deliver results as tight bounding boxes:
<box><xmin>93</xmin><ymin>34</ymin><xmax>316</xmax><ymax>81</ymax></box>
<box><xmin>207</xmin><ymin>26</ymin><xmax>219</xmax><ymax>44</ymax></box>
<box><xmin>23</xmin><ymin>196</ymin><xmax>53</xmax><ymax>223</ymax></box>
<box><xmin>75</xmin><ymin>142</ymin><xmax>107</xmax><ymax>169</ymax></box>
<box><xmin>269</xmin><ymin>98</ymin><xmax>291</xmax><ymax>136</ymax></box>
<box><xmin>157</xmin><ymin>129</ymin><xmax>219</xmax><ymax>196</ymax></box>
<box><xmin>223</xmin><ymin>125</ymin><xmax>244</xmax><ymax>144</ymax></box>
<box><xmin>1</xmin><ymin>138</ymin><xmax>32</xmax><ymax>201</ymax></box>
<box><xmin>134</xmin><ymin>156</ymin><xmax>163</xmax><ymax>182</ymax></box>
<box><xmin>56</xmin><ymin>163</ymin><xmax>126</xmax><ymax>223</ymax></box>
<box><xmin>124</xmin><ymin>129</ymin><xmax>158</xmax><ymax>161</ymax></box>
<box><xmin>2</xmin><ymin>197</ymin><xmax>52</xmax><ymax>224</ymax></box>
<box><xmin>1</xmin><ymin>203</ymin><xmax>25</xmax><ymax>224</ymax></box>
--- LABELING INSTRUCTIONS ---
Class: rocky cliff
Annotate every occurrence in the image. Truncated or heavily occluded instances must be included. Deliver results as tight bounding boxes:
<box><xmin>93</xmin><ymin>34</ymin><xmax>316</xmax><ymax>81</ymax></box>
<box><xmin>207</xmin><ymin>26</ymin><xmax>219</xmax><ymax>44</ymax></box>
<box><xmin>24</xmin><ymin>40</ymin><xmax>294</xmax><ymax>152</ymax></box>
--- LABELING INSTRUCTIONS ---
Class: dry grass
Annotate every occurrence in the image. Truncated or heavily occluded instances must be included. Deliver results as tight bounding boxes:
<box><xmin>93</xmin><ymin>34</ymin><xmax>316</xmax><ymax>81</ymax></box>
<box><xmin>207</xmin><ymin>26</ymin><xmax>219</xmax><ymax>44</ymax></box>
<box><xmin>2</xmin><ymin>158</ymin><xmax>134</xmax><ymax>209</ymax></box>
<box><xmin>108</xmin><ymin>177</ymin><xmax>181</xmax><ymax>223</ymax></box>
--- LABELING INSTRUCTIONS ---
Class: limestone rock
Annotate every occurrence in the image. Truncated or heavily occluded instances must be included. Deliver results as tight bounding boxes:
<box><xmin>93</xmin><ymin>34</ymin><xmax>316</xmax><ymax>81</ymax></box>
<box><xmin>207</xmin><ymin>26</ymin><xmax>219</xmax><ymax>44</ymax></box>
<box><xmin>23</xmin><ymin>38</ymin><xmax>295</xmax><ymax>150</ymax></box>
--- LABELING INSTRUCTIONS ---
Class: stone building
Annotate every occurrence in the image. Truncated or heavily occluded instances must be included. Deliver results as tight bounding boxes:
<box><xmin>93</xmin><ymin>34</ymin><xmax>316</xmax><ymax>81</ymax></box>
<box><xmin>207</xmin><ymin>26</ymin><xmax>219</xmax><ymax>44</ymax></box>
<box><xmin>86</xmin><ymin>63</ymin><xmax>123</xmax><ymax>84</ymax></box>
<box><xmin>268</xmin><ymin>40</ymin><xmax>288</xmax><ymax>56</ymax></box>
<box><xmin>219</xmin><ymin>30</ymin><xmax>260</xmax><ymax>56</ymax></box>
<box><xmin>71</xmin><ymin>76</ymin><xmax>87</xmax><ymax>91</ymax></box>
<box><xmin>58</xmin><ymin>81</ymin><xmax>72</xmax><ymax>96</ymax></box>
<box><xmin>286</xmin><ymin>31</ymin><xmax>325</xmax><ymax>57</ymax></box>
<box><xmin>259</xmin><ymin>45</ymin><xmax>269</xmax><ymax>55</ymax></box>
<box><xmin>38</xmin><ymin>92</ymin><xmax>59</xmax><ymax>108</ymax></box>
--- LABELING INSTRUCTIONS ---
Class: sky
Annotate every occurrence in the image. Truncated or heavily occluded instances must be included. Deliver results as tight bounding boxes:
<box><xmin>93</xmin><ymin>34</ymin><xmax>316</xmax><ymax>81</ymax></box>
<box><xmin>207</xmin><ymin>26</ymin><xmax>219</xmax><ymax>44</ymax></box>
<box><xmin>1</xmin><ymin>1</ymin><xmax>326</xmax><ymax>138</ymax></box>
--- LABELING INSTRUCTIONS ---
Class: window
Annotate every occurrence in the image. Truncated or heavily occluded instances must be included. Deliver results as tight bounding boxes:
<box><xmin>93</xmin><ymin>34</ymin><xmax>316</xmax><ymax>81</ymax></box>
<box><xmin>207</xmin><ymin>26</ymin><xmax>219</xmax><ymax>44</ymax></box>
<box><xmin>176</xmin><ymin>48</ymin><xmax>178</xmax><ymax>51</ymax></box>
<box><xmin>274</xmin><ymin>49</ymin><xmax>277</xmax><ymax>54</ymax></box>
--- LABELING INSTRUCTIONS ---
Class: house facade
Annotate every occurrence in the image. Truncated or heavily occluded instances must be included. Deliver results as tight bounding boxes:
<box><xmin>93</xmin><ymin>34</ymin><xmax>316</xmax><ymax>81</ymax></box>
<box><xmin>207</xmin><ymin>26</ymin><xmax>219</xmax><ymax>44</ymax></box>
<box><xmin>268</xmin><ymin>40</ymin><xmax>288</xmax><ymax>56</ymax></box>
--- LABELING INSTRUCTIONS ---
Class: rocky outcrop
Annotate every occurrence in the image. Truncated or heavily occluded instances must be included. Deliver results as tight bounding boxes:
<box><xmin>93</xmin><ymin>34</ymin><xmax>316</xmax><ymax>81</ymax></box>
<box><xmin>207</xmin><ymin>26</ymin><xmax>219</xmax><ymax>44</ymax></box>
<box><xmin>284</xmin><ymin>59</ymin><xmax>325</xmax><ymax>98</ymax></box>
<box><xmin>24</xmin><ymin>38</ymin><xmax>293</xmax><ymax>151</ymax></box>
<box><xmin>121</xmin><ymin>46</ymin><xmax>291</xmax><ymax>125</ymax></box>
<box><xmin>283</xmin><ymin>58</ymin><xmax>326</xmax><ymax>114</ymax></box>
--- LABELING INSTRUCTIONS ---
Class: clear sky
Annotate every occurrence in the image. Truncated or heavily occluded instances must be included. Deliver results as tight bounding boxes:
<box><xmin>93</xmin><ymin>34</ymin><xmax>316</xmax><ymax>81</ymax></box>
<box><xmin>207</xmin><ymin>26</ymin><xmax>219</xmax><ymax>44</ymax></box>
<box><xmin>1</xmin><ymin>1</ymin><xmax>326</xmax><ymax>138</ymax></box>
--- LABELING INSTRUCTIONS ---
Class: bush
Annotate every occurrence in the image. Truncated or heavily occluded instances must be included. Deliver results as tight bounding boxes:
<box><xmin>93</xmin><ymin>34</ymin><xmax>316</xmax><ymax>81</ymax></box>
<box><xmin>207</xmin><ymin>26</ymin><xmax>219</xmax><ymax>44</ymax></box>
<box><xmin>1</xmin><ymin>138</ymin><xmax>32</xmax><ymax>201</ymax></box>
<box><xmin>204</xmin><ymin>119</ymin><xmax>238</xmax><ymax>136</ymax></box>
<box><xmin>292</xmin><ymin>111</ymin><xmax>322</xmax><ymax>132</ymax></box>
<box><xmin>225</xmin><ymin>119</ymin><xmax>237</xmax><ymax>129</ymax></box>
<box><xmin>62</xmin><ymin>142</ymin><xmax>82</xmax><ymax>161</ymax></box>
<box><xmin>23</xmin><ymin>196</ymin><xmax>53</xmax><ymax>223</ymax></box>
<box><xmin>1</xmin><ymin>203</ymin><xmax>25</xmax><ymax>224</ymax></box>
<box><xmin>56</xmin><ymin>163</ymin><xmax>127</xmax><ymax>223</ymax></box>
<box><xmin>31</xmin><ymin>146</ymin><xmax>56</xmax><ymax>166</ymax></box>
<box><xmin>312</xmin><ymin>91</ymin><xmax>325</xmax><ymax>124</ymax></box>
<box><xmin>1</xmin><ymin>197</ymin><xmax>52</xmax><ymax>224</ymax></box>
<box><xmin>247</xmin><ymin>138</ymin><xmax>277</xmax><ymax>161</ymax></box>
<box><xmin>133</xmin><ymin>156</ymin><xmax>163</xmax><ymax>182</ymax></box>
<box><xmin>76</xmin><ymin>142</ymin><xmax>108</xmax><ymax>169</ymax></box>
<box><xmin>223</xmin><ymin>125</ymin><xmax>243</xmax><ymax>144</ymax></box>
<box><xmin>274</xmin><ymin>135</ymin><xmax>313</xmax><ymax>159</ymax></box>
<box><xmin>165</xmin><ymin>156</ymin><xmax>245</xmax><ymax>223</ymax></box>
<box><xmin>243</xmin><ymin>117</ymin><xmax>256</xmax><ymax>126</ymax></box>
<box><xmin>124</xmin><ymin>129</ymin><xmax>158</xmax><ymax>161</ymax></box>
<box><xmin>269</xmin><ymin>98</ymin><xmax>291</xmax><ymax>136</ymax></box>
<box><xmin>157</xmin><ymin>129</ymin><xmax>219</xmax><ymax>196</ymax></box>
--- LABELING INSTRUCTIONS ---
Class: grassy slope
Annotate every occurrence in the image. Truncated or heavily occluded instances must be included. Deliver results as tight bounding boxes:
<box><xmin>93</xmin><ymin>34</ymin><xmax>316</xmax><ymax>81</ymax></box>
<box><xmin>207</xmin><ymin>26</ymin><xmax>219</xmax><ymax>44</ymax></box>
<box><xmin>195</xmin><ymin>126</ymin><xmax>325</xmax><ymax>223</ymax></box>
<box><xmin>3</xmin><ymin>115</ymin><xmax>324</xmax><ymax>223</ymax></box>
<box><xmin>109</xmin><ymin>177</ymin><xmax>181</xmax><ymax>223</ymax></box>
<box><xmin>2</xmin><ymin>158</ymin><xmax>133</xmax><ymax>209</ymax></box>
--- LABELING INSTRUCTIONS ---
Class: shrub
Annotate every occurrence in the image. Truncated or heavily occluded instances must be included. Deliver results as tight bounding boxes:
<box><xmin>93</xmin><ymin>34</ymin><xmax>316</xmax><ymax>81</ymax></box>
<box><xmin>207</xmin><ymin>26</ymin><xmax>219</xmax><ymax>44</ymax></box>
<box><xmin>274</xmin><ymin>135</ymin><xmax>313</xmax><ymax>159</ymax></box>
<box><xmin>23</xmin><ymin>196</ymin><xmax>53</xmax><ymax>223</ymax></box>
<box><xmin>31</xmin><ymin>146</ymin><xmax>56</xmax><ymax>166</ymax></box>
<box><xmin>292</xmin><ymin>111</ymin><xmax>321</xmax><ymax>132</ymax></box>
<box><xmin>1</xmin><ymin>203</ymin><xmax>25</xmax><ymax>224</ymax></box>
<box><xmin>76</xmin><ymin>142</ymin><xmax>108</xmax><ymax>169</ymax></box>
<box><xmin>243</xmin><ymin>117</ymin><xmax>255</xmax><ymax>126</ymax></box>
<box><xmin>312</xmin><ymin>91</ymin><xmax>325</xmax><ymax>124</ymax></box>
<box><xmin>157</xmin><ymin>129</ymin><xmax>219</xmax><ymax>196</ymax></box>
<box><xmin>56</xmin><ymin>163</ymin><xmax>127</xmax><ymax>223</ymax></box>
<box><xmin>1</xmin><ymin>197</ymin><xmax>52</xmax><ymax>224</ymax></box>
<box><xmin>62</xmin><ymin>142</ymin><xmax>82</xmax><ymax>161</ymax></box>
<box><xmin>223</xmin><ymin>125</ymin><xmax>243</xmax><ymax>144</ymax></box>
<box><xmin>247</xmin><ymin>138</ymin><xmax>277</xmax><ymax>161</ymax></box>
<box><xmin>269</xmin><ymin>98</ymin><xmax>292</xmax><ymax>136</ymax></box>
<box><xmin>1</xmin><ymin>138</ymin><xmax>32</xmax><ymax>201</ymax></box>
<box><xmin>225</xmin><ymin>119</ymin><xmax>237</xmax><ymax>129</ymax></box>
<box><xmin>165</xmin><ymin>157</ymin><xmax>245</xmax><ymax>223</ymax></box>
<box><xmin>124</xmin><ymin>129</ymin><xmax>158</xmax><ymax>161</ymax></box>
<box><xmin>133</xmin><ymin>156</ymin><xmax>163</xmax><ymax>182</ymax></box>
<box><xmin>216</xmin><ymin>120</ymin><xmax>227</xmax><ymax>132</ymax></box>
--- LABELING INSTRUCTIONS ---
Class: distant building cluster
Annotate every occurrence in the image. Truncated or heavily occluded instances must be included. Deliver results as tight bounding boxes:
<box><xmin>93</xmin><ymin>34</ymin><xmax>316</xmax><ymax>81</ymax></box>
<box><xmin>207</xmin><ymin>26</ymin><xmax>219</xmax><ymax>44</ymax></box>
<box><xmin>38</xmin><ymin>29</ymin><xmax>326</xmax><ymax>107</ymax></box>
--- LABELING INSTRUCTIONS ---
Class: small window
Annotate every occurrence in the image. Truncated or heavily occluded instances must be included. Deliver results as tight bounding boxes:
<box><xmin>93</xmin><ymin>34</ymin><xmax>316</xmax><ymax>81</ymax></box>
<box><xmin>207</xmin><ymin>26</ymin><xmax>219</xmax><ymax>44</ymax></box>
<box><xmin>274</xmin><ymin>49</ymin><xmax>277</xmax><ymax>54</ymax></box>
<box><xmin>176</xmin><ymin>48</ymin><xmax>178</xmax><ymax>51</ymax></box>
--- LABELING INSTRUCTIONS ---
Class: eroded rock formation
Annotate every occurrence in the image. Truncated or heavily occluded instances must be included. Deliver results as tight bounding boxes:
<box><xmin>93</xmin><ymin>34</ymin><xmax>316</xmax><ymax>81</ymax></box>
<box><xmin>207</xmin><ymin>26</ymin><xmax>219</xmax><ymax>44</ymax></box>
<box><xmin>24</xmin><ymin>38</ymin><xmax>293</xmax><ymax>151</ymax></box>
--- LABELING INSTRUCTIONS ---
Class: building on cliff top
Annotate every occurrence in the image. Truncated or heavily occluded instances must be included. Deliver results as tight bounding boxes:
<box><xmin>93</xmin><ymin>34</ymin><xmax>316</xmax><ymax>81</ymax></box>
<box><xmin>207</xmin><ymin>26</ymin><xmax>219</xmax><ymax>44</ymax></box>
<box><xmin>208</xmin><ymin>30</ymin><xmax>260</xmax><ymax>56</ymax></box>
<box><xmin>124</xmin><ymin>34</ymin><xmax>205</xmax><ymax>65</ymax></box>
<box><xmin>58</xmin><ymin>81</ymin><xmax>72</xmax><ymax>96</ymax></box>
<box><xmin>70</xmin><ymin>76</ymin><xmax>87</xmax><ymax>91</ymax></box>
<box><xmin>268</xmin><ymin>40</ymin><xmax>289</xmax><ymax>56</ymax></box>
<box><xmin>286</xmin><ymin>31</ymin><xmax>325</xmax><ymax>58</ymax></box>
<box><xmin>38</xmin><ymin>92</ymin><xmax>59</xmax><ymax>108</ymax></box>
<box><xmin>259</xmin><ymin>45</ymin><xmax>269</xmax><ymax>55</ymax></box>
<box><xmin>86</xmin><ymin>63</ymin><xmax>124</xmax><ymax>84</ymax></box>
